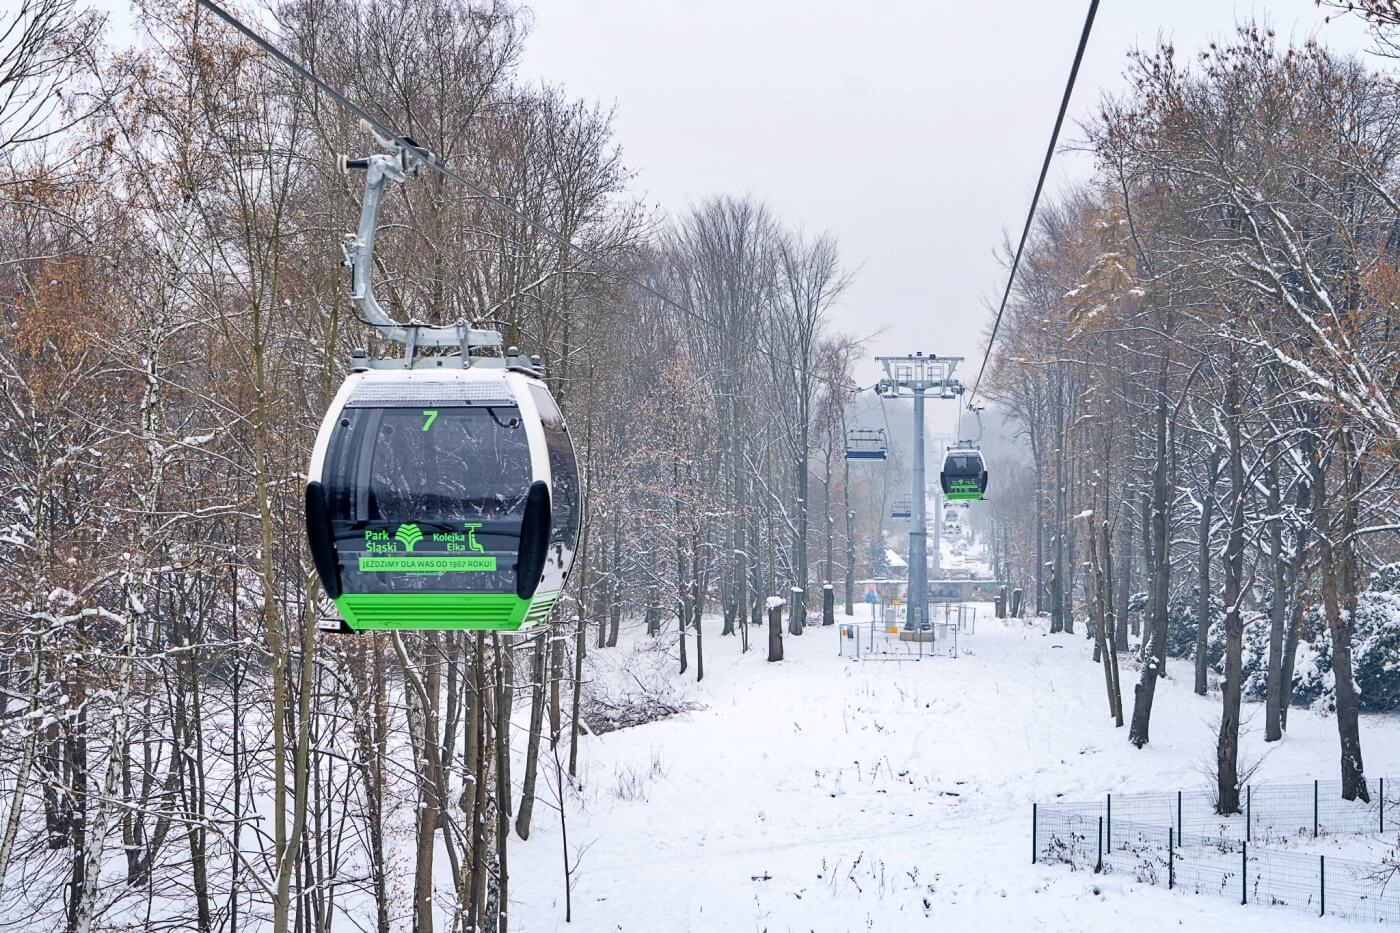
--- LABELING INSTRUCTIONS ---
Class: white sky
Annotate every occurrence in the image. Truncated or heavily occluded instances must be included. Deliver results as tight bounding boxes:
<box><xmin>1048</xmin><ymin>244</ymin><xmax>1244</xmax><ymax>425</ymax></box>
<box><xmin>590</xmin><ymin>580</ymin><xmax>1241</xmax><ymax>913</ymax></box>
<box><xmin>514</xmin><ymin>0</ymin><xmax>1379</xmax><ymax>434</ymax></box>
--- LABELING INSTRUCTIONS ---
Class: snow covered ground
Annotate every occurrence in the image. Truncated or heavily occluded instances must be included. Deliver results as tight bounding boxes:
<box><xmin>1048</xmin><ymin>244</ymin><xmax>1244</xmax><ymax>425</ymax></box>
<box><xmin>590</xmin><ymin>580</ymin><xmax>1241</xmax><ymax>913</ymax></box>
<box><xmin>508</xmin><ymin>613</ymin><xmax>1400</xmax><ymax>932</ymax></box>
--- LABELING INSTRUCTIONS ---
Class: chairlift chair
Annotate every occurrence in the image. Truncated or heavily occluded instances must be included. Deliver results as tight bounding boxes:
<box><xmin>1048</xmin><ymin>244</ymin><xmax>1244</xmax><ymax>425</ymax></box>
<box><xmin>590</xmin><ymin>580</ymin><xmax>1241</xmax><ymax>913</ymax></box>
<box><xmin>845</xmin><ymin>427</ymin><xmax>888</xmax><ymax>461</ymax></box>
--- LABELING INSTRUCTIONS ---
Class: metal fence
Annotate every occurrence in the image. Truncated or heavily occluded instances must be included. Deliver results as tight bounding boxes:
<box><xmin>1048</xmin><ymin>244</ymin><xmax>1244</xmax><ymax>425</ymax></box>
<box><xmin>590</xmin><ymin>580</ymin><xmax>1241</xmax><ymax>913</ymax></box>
<box><xmin>836</xmin><ymin>604</ymin><xmax>977</xmax><ymax>660</ymax></box>
<box><xmin>1034</xmin><ymin>781</ymin><xmax>1400</xmax><ymax>923</ymax></box>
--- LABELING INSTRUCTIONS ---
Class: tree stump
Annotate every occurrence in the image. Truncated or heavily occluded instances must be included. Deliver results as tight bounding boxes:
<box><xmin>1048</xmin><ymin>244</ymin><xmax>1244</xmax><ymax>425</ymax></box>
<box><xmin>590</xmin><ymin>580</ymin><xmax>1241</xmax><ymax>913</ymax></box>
<box><xmin>767</xmin><ymin>600</ymin><xmax>784</xmax><ymax>662</ymax></box>
<box><xmin>788</xmin><ymin>587</ymin><xmax>804</xmax><ymax>636</ymax></box>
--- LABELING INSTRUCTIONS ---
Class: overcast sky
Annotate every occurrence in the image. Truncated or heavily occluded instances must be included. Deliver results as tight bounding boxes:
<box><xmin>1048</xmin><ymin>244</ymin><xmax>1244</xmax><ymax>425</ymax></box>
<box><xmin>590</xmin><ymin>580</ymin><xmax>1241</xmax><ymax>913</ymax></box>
<box><xmin>514</xmin><ymin>0</ymin><xmax>1379</xmax><ymax>434</ymax></box>
<box><xmin>85</xmin><ymin>0</ymin><xmax>1383</xmax><ymax>437</ymax></box>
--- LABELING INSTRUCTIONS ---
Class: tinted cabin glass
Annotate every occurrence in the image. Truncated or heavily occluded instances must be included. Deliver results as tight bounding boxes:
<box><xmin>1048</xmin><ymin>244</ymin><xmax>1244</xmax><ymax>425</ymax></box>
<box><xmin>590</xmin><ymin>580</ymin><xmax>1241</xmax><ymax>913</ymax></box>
<box><xmin>325</xmin><ymin>406</ymin><xmax>530</xmax><ymax>593</ymax></box>
<box><xmin>529</xmin><ymin>384</ymin><xmax>579</xmax><ymax>592</ymax></box>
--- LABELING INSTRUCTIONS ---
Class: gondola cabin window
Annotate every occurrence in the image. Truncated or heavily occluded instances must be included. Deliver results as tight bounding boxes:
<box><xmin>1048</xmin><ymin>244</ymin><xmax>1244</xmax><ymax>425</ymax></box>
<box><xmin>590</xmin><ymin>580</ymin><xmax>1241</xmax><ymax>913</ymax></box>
<box><xmin>324</xmin><ymin>405</ymin><xmax>531</xmax><ymax>594</ymax></box>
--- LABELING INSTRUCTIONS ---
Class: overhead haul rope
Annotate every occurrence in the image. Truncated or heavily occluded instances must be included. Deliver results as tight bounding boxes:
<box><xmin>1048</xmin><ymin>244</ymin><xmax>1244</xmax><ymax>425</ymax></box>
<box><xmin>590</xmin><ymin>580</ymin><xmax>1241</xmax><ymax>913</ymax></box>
<box><xmin>966</xmin><ymin>0</ymin><xmax>1100</xmax><ymax>406</ymax></box>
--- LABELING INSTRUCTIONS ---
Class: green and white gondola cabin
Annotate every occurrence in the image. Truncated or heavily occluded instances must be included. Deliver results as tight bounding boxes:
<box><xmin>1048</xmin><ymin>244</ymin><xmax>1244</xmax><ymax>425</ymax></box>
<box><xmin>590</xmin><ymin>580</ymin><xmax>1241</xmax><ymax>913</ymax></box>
<box><xmin>305</xmin><ymin>367</ymin><xmax>580</xmax><ymax>632</ymax></box>
<box><xmin>939</xmin><ymin>446</ymin><xmax>988</xmax><ymax>502</ymax></box>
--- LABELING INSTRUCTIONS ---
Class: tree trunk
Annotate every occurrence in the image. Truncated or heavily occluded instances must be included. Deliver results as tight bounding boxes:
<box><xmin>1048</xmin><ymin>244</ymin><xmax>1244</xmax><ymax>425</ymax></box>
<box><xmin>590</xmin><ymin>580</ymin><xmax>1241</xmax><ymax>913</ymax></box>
<box><xmin>1136</xmin><ymin>489</ymin><xmax>1152</xmax><ymax>641</ymax></box>
<box><xmin>0</xmin><ymin>635</ymin><xmax>44</xmax><ymax>901</ymax></box>
<box><xmin>723</xmin><ymin>393</ymin><xmax>741</xmax><ymax>638</ymax></box>
<box><xmin>1104</xmin><ymin>527</ymin><xmax>1125</xmax><ymax>726</ymax></box>
<box><xmin>569</xmin><ymin>610</ymin><xmax>587</xmax><ymax>779</ymax></box>
<box><xmin>1150</xmin><ymin>396</ymin><xmax>1170</xmax><ymax>679</ymax></box>
<box><xmin>1088</xmin><ymin>519</ymin><xmax>1122</xmax><ymax>725</ymax></box>
<box><xmin>1114</xmin><ymin>516</ymin><xmax>1131</xmax><ymax>652</ymax></box>
<box><xmin>494</xmin><ymin>636</ymin><xmax>511</xmax><ymax>933</ymax></box>
<box><xmin>1129</xmin><ymin>394</ymin><xmax>1170</xmax><ymax>748</ymax></box>
<box><xmin>676</xmin><ymin>539</ymin><xmax>689</xmax><ymax>676</ymax></box>
<box><xmin>465</xmin><ymin>635</ymin><xmax>488</xmax><ymax>930</ymax></box>
<box><xmin>1278</xmin><ymin>477</ymin><xmax>1311</xmax><ymax>731</ymax></box>
<box><xmin>1216</xmin><ymin>370</ymin><xmax>1246</xmax><ymax>815</ymax></box>
<box><xmin>693</xmin><ymin>536</ymin><xmax>705</xmax><ymax>682</ymax></box>
<box><xmin>371</xmin><ymin>645</ymin><xmax>391</xmax><ymax>933</ymax></box>
<box><xmin>516</xmin><ymin>633</ymin><xmax>548</xmax><ymax>840</ymax></box>
<box><xmin>1035</xmin><ymin>452</ymin><xmax>1046</xmax><ymax>616</ymax></box>
<box><xmin>548</xmin><ymin>633</ymin><xmax>563</xmax><ymax>749</ymax></box>
<box><xmin>607</xmin><ymin>516</ymin><xmax>622</xmax><ymax>647</ymax></box>
<box><xmin>1264</xmin><ymin>462</ymin><xmax>1286</xmax><ymax>742</ymax></box>
<box><xmin>695</xmin><ymin>602</ymin><xmax>705</xmax><ymax>683</ymax></box>
<box><xmin>823</xmin><ymin>442</ymin><xmax>834</xmax><ymax>608</ymax></box>
<box><xmin>1317</xmin><ymin>435</ymin><xmax>1369</xmax><ymax>802</ymax></box>
<box><xmin>1051</xmin><ymin>393</ymin><xmax>1067</xmax><ymax>633</ymax></box>
<box><xmin>595</xmin><ymin>516</ymin><xmax>608</xmax><ymax>650</ymax></box>
<box><xmin>494</xmin><ymin>635</ymin><xmax>512</xmax><ymax>822</ymax></box>
<box><xmin>1195</xmin><ymin>448</ymin><xmax>1220</xmax><ymax>696</ymax></box>
<box><xmin>402</xmin><ymin>637</ymin><xmax>441</xmax><ymax>933</ymax></box>
<box><xmin>793</xmin><ymin>437</ymin><xmax>810</xmax><ymax>634</ymax></box>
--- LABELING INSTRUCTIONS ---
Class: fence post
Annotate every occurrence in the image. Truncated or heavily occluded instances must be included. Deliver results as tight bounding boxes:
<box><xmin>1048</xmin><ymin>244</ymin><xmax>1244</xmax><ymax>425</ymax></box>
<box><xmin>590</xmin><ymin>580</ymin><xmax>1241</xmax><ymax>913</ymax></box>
<box><xmin>1381</xmin><ymin>777</ymin><xmax>1386</xmax><ymax>834</ymax></box>
<box><xmin>1106</xmin><ymin>793</ymin><xmax>1112</xmax><ymax>854</ymax></box>
<box><xmin>1096</xmin><ymin>816</ymin><xmax>1103</xmax><ymax>873</ymax></box>
<box><xmin>1320</xmin><ymin>855</ymin><xmax>1325</xmax><ymax>916</ymax></box>
<box><xmin>1168</xmin><ymin>827</ymin><xmax>1174</xmax><ymax>890</ymax></box>
<box><xmin>1177</xmin><ymin>789</ymin><xmax>1183</xmax><ymax>841</ymax></box>
<box><xmin>1246</xmin><ymin>785</ymin><xmax>1251</xmax><ymax>842</ymax></box>
<box><xmin>1314</xmin><ymin>780</ymin><xmax>1319</xmax><ymax>837</ymax></box>
<box><xmin>1032</xmin><ymin>803</ymin><xmax>1037</xmax><ymax>864</ymax></box>
<box><xmin>1241</xmin><ymin>840</ymin><xmax>1247</xmax><ymax>906</ymax></box>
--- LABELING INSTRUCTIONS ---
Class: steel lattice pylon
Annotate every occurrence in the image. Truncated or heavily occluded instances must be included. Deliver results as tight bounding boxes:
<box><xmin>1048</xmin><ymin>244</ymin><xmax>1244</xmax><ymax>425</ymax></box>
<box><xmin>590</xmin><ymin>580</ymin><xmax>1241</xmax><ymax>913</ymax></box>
<box><xmin>875</xmin><ymin>353</ymin><xmax>963</xmax><ymax>630</ymax></box>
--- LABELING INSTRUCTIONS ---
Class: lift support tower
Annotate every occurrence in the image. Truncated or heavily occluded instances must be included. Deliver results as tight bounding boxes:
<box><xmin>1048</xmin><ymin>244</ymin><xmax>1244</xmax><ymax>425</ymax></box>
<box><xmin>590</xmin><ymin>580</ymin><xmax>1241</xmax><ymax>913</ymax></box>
<box><xmin>877</xmin><ymin>353</ymin><xmax>963</xmax><ymax>630</ymax></box>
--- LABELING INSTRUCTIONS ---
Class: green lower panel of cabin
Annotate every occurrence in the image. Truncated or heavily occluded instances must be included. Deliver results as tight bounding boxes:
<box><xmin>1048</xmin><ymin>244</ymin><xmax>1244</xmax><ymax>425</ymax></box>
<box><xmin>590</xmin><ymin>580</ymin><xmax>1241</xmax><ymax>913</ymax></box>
<box><xmin>335</xmin><ymin>590</ymin><xmax>561</xmax><ymax>632</ymax></box>
<box><xmin>944</xmin><ymin>491</ymin><xmax>984</xmax><ymax>502</ymax></box>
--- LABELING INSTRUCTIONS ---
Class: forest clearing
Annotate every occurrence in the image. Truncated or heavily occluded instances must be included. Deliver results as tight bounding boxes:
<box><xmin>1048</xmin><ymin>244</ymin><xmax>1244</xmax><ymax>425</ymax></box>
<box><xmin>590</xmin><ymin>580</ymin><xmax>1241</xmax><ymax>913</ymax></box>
<box><xmin>508</xmin><ymin>608</ymin><xmax>1400</xmax><ymax>931</ymax></box>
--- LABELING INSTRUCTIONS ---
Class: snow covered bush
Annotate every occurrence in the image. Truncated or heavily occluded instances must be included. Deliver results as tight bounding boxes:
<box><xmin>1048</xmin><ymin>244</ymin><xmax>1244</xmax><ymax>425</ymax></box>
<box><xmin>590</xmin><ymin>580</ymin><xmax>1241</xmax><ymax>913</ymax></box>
<box><xmin>1165</xmin><ymin>584</ymin><xmax>1223</xmax><ymax>664</ymax></box>
<box><xmin>1290</xmin><ymin>605</ymin><xmax>1332</xmax><ymax>709</ymax></box>
<box><xmin>1292</xmin><ymin>564</ymin><xmax>1400</xmax><ymax>713</ymax></box>
<box><xmin>1349</xmin><ymin>571</ymin><xmax>1400</xmax><ymax>712</ymax></box>
<box><xmin>1236</xmin><ymin>612</ymin><xmax>1272</xmax><ymax>700</ymax></box>
<box><xmin>1190</xmin><ymin>607</ymin><xmax>1270</xmax><ymax>698</ymax></box>
<box><xmin>582</xmin><ymin>635</ymin><xmax>699</xmax><ymax>734</ymax></box>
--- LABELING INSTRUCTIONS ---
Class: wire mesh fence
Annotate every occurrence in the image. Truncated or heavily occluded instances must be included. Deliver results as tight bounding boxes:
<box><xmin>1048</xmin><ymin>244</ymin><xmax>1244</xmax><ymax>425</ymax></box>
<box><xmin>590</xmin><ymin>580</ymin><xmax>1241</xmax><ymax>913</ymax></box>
<box><xmin>836</xmin><ymin>609</ymin><xmax>974</xmax><ymax>660</ymax></box>
<box><xmin>1034</xmin><ymin>781</ymin><xmax>1400</xmax><ymax>923</ymax></box>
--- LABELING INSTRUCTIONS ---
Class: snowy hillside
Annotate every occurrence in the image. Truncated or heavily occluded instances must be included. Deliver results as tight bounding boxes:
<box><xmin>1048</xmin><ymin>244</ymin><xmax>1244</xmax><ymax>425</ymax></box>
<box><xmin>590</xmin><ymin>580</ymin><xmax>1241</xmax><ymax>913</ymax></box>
<box><xmin>508</xmin><ymin>616</ymin><xmax>1400</xmax><ymax>931</ymax></box>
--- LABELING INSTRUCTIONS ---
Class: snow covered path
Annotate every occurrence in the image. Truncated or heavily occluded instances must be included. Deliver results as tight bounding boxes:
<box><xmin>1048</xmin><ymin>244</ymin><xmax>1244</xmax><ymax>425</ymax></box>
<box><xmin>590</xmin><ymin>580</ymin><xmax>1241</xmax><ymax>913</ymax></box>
<box><xmin>508</xmin><ymin>616</ymin><xmax>1400</xmax><ymax>931</ymax></box>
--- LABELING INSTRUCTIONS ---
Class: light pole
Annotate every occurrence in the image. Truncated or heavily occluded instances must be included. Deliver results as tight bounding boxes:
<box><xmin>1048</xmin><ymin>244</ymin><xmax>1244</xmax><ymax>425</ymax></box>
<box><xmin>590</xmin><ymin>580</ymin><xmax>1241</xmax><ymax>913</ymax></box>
<box><xmin>877</xmin><ymin>353</ymin><xmax>962</xmax><ymax>630</ymax></box>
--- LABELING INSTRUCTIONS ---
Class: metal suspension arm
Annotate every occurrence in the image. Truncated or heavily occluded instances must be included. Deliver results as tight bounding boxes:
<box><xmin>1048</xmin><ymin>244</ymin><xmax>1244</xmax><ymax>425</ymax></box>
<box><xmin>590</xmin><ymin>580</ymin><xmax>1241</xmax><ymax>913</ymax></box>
<box><xmin>340</xmin><ymin>128</ymin><xmax>502</xmax><ymax>353</ymax></box>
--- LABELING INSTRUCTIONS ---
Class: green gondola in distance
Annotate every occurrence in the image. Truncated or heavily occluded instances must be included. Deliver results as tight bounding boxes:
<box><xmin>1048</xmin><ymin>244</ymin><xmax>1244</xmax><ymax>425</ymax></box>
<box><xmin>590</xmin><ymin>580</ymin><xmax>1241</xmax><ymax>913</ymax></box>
<box><xmin>940</xmin><ymin>444</ymin><xmax>988</xmax><ymax>502</ymax></box>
